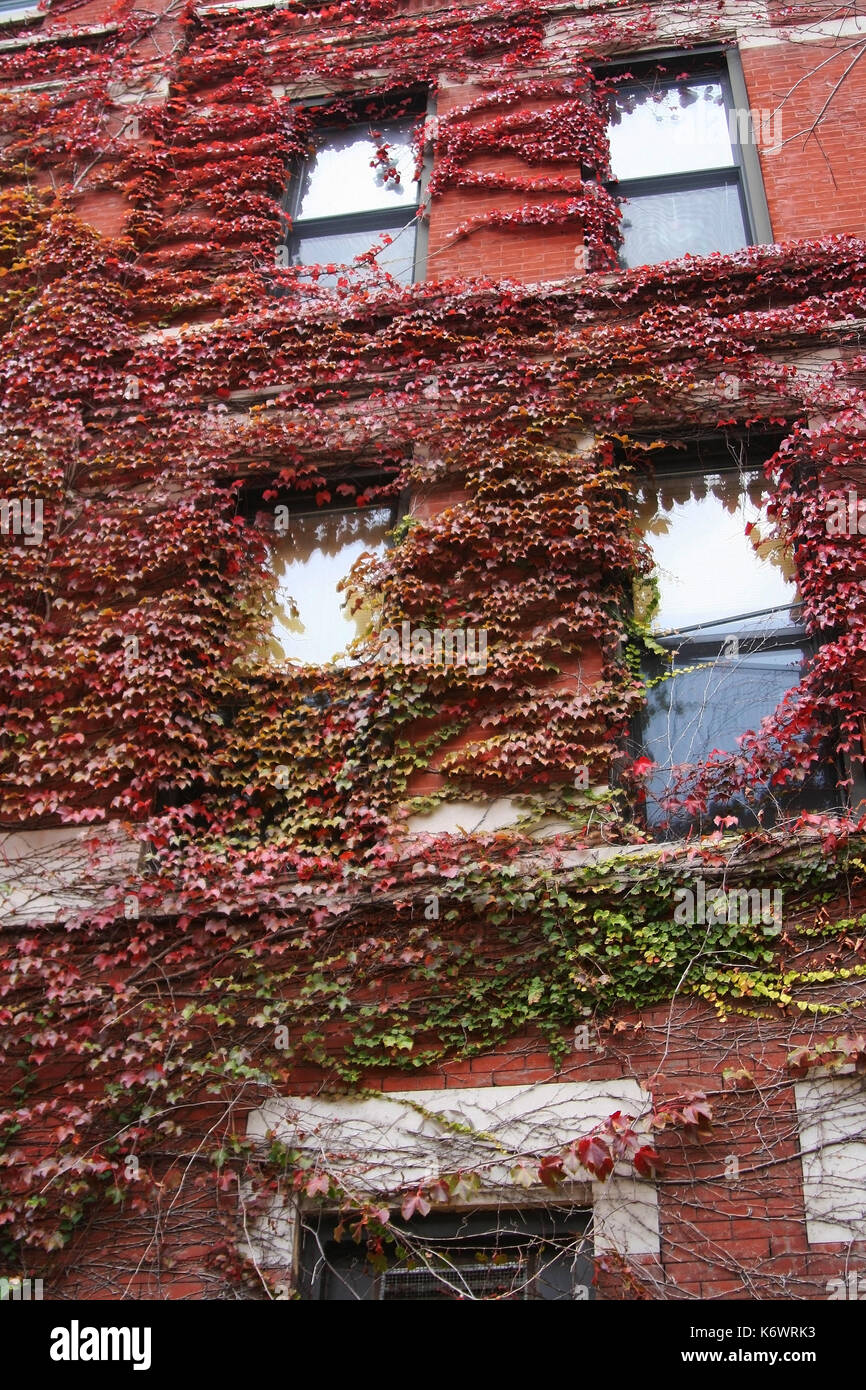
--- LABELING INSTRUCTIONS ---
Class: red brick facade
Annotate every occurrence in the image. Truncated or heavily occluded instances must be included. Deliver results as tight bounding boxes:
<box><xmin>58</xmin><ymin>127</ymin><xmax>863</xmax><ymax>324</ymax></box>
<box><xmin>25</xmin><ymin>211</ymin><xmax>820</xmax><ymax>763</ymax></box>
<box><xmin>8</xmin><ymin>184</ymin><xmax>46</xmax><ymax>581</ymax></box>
<box><xmin>2</xmin><ymin>0</ymin><xmax>866</xmax><ymax>1307</ymax></box>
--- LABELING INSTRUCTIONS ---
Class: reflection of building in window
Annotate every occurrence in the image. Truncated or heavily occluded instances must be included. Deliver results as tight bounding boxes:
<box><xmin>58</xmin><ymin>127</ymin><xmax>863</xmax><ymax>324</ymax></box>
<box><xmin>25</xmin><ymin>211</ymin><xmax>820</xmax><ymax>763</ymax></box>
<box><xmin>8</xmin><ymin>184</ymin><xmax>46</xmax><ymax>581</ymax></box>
<box><xmin>263</xmin><ymin>504</ymin><xmax>394</xmax><ymax>666</ymax></box>
<box><xmin>632</xmin><ymin>442</ymin><xmax>837</xmax><ymax>833</ymax></box>
<box><xmin>285</xmin><ymin>117</ymin><xmax>421</xmax><ymax>285</ymax></box>
<box><xmin>606</xmin><ymin>57</ymin><xmax>763</xmax><ymax>267</ymax></box>
<box><xmin>299</xmin><ymin>1208</ymin><xmax>593</xmax><ymax>1301</ymax></box>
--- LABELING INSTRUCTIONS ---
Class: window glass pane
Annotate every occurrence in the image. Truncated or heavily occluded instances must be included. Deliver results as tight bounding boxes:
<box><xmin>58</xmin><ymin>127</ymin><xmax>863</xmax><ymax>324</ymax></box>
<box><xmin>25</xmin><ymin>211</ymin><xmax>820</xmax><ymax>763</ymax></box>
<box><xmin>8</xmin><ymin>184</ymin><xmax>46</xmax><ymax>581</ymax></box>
<box><xmin>635</xmin><ymin>467</ymin><xmax>798</xmax><ymax>637</ymax></box>
<box><xmin>618</xmin><ymin>182</ymin><xmax>748</xmax><ymax>268</ymax></box>
<box><xmin>265</xmin><ymin>505</ymin><xmax>392</xmax><ymax>665</ymax></box>
<box><xmin>608</xmin><ymin>79</ymin><xmax>735</xmax><ymax>180</ymax></box>
<box><xmin>633</xmin><ymin>465</ymin><xmax>837</xmax><ymax>831</ymax></box>
<box><xmin>645</xmin><ymin>648</ymin><xmax>806</xmax><ymax>771</ymax></box>
<box><xmin>640</xmin><ymin>647</ymin><xmax>816</xmax><ymax>829</ymax></box>
<box><xmin>295</xmin><ymin>122</ymin><xmax>418</xmax><ymax>219</ymax></box>
<box><xmin>292</xmin><ymin>222</ymin><xmax>417</xmax><ymax>284</ymax></box>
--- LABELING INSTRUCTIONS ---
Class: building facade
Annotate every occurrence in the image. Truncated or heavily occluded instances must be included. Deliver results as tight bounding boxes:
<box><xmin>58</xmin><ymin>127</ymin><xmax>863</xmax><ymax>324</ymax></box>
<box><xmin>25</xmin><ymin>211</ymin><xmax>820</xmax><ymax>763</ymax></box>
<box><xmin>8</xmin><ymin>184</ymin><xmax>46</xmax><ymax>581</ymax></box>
<box><xmin>1</xmin><ymin>0</ymin><xmax>865</xmax><ymax>1301</ymax></box>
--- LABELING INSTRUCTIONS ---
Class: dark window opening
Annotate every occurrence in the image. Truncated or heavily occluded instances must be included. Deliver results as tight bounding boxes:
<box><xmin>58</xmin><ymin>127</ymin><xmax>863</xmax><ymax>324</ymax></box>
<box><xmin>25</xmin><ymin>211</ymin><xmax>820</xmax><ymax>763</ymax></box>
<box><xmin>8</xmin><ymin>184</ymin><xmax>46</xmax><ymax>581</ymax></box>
<box><xmin>145</xmin><ymin>780</ymin><xmax>211</xmax><ymax>857</ymax></box>
<box><xmin>299</xmin><ymin>1207</ymin><xmax>593</xmax><ymax>1301</ymax></box>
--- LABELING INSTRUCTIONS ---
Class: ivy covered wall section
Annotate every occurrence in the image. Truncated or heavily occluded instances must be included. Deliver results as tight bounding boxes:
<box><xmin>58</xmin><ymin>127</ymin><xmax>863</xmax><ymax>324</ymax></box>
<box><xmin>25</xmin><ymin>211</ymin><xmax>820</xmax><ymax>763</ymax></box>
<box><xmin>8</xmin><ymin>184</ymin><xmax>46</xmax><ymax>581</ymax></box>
<box><xmin>0</xmin><ymin>0</ymin><xmax>865</xmax><ymax>1296</ymax></box>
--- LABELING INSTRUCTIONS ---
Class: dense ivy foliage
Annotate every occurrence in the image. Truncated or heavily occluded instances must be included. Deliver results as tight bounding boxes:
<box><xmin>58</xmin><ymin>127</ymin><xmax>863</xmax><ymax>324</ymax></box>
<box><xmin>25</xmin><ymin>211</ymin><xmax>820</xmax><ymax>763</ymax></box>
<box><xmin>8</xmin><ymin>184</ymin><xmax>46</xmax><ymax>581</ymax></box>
<box><xmin>0</xmin><ymin>0</ymin><xmax>864</xmax><ymax>1288</ymax></box>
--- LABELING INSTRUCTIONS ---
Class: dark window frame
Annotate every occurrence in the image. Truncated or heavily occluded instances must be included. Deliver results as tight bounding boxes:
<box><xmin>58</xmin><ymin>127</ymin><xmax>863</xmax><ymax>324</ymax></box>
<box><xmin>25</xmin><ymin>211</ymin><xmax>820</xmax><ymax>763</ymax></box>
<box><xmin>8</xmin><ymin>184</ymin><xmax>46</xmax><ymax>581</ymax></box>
<box><xmin>238</xmin><ymin>469</ymin><xmax>405</xmax><ymax>529</ymax></box>
<box><xmin>280</xmin><ymin>88</ymin><xmax>432</xmax><ymax>284</ymax></box>
<box><xmin>596</xmin><ymin>46</ymin><xmax>773</xmax><ymax>267</ymax></box>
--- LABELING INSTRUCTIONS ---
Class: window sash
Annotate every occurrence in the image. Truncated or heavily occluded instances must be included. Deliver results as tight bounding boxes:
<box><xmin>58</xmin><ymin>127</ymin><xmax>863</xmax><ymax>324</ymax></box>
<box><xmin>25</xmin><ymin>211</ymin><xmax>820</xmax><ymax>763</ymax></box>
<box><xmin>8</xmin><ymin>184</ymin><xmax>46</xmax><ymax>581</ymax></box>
<box><xmin>607</xmin><ymin>75</ymin><xmax>738</xmax><ymax>181</ymax></box>
<box><xmin>287</xmin><ymin>205</ymin><xmax>418</xmax><ymax>239</ymax></box>
<box><xmin>636</xmin><ymin>643</ymin><xmax>840</xmax><ymax>833</ymax></box>
<box><xmin>243</xmin><ymin>487</ymin><xmax>399</xmax><ymax>668</ymax></box>
<box><xmin>613</xmin><ymin>164</ymin><xmax>744</xmax><ymax>200</ymax></box>
<box><xmin>634</xmin><ymin>457</ymin><xmax>800</xmax><ymax>638</ymax></box>
<box><xmin>653</xmin><ymin>632</ymin><xmax>809</xmax><ymax>659</ymax></box>
<box><xmin>614</xmin><ymin>172</ymin><xmax>751</xmax><ymax>268</ymax></box>
<box><xmin>283</xmin><ymin>115</ymin><xmax>422</xmax><ymax>282</ymax></box>
<box><xmin>286</xmin><ymin>206</ymin><xmax>419</xmax><ymax>278</ymax></box>
<box><xmin>299</xmin><ymin>1207</ymin><xmax>592</xmax><ymax>1301</ymax></box>
<box><xmin>602</xmin><ymin>58</ymin><xmax>757</xmax><ymax>264</ymax></box>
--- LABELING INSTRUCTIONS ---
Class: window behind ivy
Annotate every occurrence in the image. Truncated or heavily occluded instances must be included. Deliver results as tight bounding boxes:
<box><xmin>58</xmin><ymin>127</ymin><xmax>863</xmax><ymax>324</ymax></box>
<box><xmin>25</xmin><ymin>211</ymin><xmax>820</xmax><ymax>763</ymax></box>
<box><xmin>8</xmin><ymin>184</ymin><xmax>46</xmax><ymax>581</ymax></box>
<box><xmin>632</xmin><ymin>440</ymin><xmax>839</xmax><ymax>834</ymax></box>
<box><xmin>243</xmin><ymin>487</ymin><xmax>396</xmax><ymax>667</ymax></box>
<box><xmin>298</xmin><ymin>1207</ymin><xmax>593</xmax><ymax>1301</ymax></box>
<box><xmin>605</xmin><ymin>58</ymin><xmax>758</xmax><ymax>267</ymax></box>
<box><xmin>284</xmin><ymin>113</ymin><xmax>422</xmax><ymax>285</ymax></box>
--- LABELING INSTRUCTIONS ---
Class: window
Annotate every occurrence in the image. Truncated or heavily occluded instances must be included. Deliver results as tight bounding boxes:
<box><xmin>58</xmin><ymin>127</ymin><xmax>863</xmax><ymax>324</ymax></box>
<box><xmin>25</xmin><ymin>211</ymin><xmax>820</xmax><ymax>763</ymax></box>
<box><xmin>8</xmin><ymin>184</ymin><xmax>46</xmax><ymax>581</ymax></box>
<box><xmin>246</xmin><ymin>489</ymin><xmax>397</xmax><ymax>666</ymax></box>
<box><xmin>0</xmin><ymin>0</ymin><xmax>42</xmax><ymax>21</ymax></box>
<box><xmin>284</xmin><ymin>111</ymin><xmax>423</xmax><ymax>285</ymax></box>
<box><xmin>604</xmin><ymin>55</ymin><xmax>769</xmax><ymax>268</ymax></box>
<box><xmin>298</xmin><ymin>1207</ymin><xmax>593</xmax><ymax>1301</ymax></box>
<box><xmin>631</xmin><ymin>439</ymin><xmax>839</xmax><ymax>834</ymax></box>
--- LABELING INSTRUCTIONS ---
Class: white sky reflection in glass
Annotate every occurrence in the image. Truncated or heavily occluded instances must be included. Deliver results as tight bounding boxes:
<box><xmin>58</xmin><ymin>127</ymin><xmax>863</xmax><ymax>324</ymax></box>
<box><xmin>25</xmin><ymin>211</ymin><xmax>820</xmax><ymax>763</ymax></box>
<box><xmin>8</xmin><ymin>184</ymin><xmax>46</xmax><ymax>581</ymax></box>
<box><xmin>636</xmin><ymin>469</ymin><xmax>798</xmax><ymax>636</ymax></box>
<box><xmin>608</xmin><ymin>80</ymin><xmax>735</xmax><ymax>181</ymax></box>
<box><xmin>296</xmin><ymin>124</ymin><xmax>418</xmax><ymax>220</ymax></box>
<box><xmin>267</xmin><ymin>506</ymin><xmax>392</xmax><ymax>665</ymax></box>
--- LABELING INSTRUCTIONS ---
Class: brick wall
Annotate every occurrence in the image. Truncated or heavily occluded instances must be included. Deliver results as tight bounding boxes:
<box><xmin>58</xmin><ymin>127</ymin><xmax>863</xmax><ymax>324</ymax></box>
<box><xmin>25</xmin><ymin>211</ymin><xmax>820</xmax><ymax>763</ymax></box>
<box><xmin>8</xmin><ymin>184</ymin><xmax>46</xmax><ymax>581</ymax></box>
<box><xmin>426</xmin><ymin>85</ymin><xmax>586</xmax><ymax>285</ymax></box>
<box><xmin>228</xmin><ymin>998</ymin><xmax>866</xmax><ymax>1301</ymax></box>
<box><xmin>742</xmin><ymin>38</ymin><xmax>866</xmax><ymax>242</ymax></box>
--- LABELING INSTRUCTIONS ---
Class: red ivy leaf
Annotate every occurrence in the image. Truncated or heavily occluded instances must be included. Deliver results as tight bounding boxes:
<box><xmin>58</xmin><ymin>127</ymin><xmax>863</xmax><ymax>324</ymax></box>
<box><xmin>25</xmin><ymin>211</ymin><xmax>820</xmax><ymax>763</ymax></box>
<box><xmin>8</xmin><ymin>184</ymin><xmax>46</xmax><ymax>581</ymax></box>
<box><xmin>537</xmin><ymin>1155</ymin><xmax>565</xmax><ymax>1189</ymax></box>
<box><xmin>400</xmin><ymin>1192</ymin><xmax>431</xmax><ymax>1219</ymax></box>
<box><xmin>577</xmin><ymin>1136</ymin><xmax>613</xmax><ymax>1181</ymax></box>
<box><xmin>633</xmin><ymin>1146</ymin><xmax>664</xmax><ymax>1179</ymax></box>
